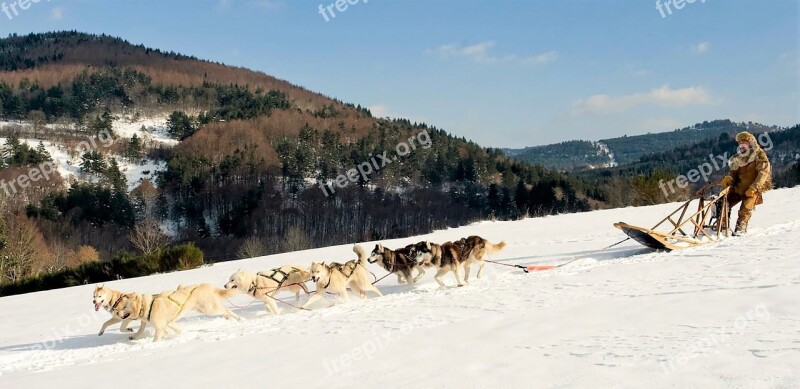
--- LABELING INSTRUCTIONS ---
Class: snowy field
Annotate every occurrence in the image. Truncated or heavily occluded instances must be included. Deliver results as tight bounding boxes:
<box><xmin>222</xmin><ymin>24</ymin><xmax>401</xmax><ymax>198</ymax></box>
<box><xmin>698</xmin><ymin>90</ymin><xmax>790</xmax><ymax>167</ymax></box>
<box><xmin>0</xmin><ymin>187</ymin><xmax>798</xmax><ymax>388</ymax></box>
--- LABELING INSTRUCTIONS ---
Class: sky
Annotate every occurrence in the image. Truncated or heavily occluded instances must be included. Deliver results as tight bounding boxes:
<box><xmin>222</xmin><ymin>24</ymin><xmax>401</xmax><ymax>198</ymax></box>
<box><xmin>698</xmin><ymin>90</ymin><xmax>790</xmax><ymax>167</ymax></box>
<box><xmin>0</xmin><ymin>0</ymin><xmax>798</xmax><ymax>147</ymax></box>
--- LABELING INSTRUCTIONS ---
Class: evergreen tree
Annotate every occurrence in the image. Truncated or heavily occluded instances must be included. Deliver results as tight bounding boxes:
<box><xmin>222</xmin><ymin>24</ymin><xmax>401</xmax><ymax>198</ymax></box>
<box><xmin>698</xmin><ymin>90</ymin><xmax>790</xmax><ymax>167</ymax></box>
<box><xmin>514</xmin><ymin>180</ymin><xmax>529</xmax><ymax>215</ymax></box>
<box><xmin>34</xmin><ymin>142</ymin><xmax>52</xmax><ymax>163</ymax></box>
<box><xmin>105</xmin><ymin>158</ymin><xmax>127</xmax><ymax>193</ymax></box>
<box><xmin>487</xmin><ymin>184</ymin><xmax>501</xmax><ymax>217</ymax></box>
<box><xmin>127</xmin><ymin>134</ymin><xmax>143</xmax><ymax>161</ymax></box>
<box><xmin>80</xmin><ymin>150</ymin><xmax>107</xmax><ymax>176</ymax></box>
<box><xmin>166</xmin><ymin>111</ymin><xmax>196</xmax><ymax>140</ymax></box>
<box><xmin>90</xmin><ymin>112</ymin><xmax>114</xmax><ymax>137</ymax></box>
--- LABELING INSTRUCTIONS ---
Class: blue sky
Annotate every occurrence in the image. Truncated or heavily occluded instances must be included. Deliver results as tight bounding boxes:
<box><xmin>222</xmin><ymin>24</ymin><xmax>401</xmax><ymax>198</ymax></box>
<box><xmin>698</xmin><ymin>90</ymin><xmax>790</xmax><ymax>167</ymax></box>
<box><xmin>1</xmin><ymin>0</ymin><xmax>798</xmax><ymax>147</ymax></box>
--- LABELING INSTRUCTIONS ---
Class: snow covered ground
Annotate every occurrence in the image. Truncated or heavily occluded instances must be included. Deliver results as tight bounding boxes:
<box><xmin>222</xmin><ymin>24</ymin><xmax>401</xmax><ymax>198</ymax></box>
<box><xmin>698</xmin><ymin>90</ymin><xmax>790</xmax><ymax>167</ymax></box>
<box><xmin>111</xmin><ymin>114</ymin><xmax>178</xmax><ymax>147</ymax></box>
<box><xmin>1</xmin><ymin>187</ymin><xmax>798</xmax><ymax>388</ymax></box>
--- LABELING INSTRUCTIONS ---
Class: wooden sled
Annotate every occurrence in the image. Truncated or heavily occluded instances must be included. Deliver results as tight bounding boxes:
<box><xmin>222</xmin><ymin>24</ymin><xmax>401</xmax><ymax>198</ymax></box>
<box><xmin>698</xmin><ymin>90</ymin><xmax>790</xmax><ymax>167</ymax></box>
<box><xmin>614</xmin><ymin>185</ymin><xmax>732</xmax><ymax>251</ymax></box>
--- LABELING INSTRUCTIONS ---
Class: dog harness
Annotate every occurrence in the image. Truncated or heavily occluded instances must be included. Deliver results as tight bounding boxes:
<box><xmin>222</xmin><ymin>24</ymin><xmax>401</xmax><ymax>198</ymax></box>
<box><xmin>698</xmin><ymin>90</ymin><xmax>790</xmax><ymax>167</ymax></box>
<box><xmin>110</xmin><ymin>294</ymin><xmax>126</xmax><ymax>311</ymax></box>
<box><xmin>382</xmin><ymin>250</ymin><xmax>416</xmax><ymax>273</ymax></box>
<box><xmin>152</xmin><ymin>287</ymin><xmax>199</xmax><ymax>321</ymax></box>
<box><xmin>141</xmin><ymin>295</ymin><xmax>155</xmax><ymax>321</ymax></box>
<box><xmin>250</xmin><ymin>267</ymin><xmax>302</xmax><ymax>296</ymax></box>
<box><xmin>319</xmin><ymin>261</ymin><xmax>359</xmax><ymax>289</ymax></box>
<box><xmin>332</xmin><ymin>261</ymin><xmax>359</xmax><ymax>278</ymax></box>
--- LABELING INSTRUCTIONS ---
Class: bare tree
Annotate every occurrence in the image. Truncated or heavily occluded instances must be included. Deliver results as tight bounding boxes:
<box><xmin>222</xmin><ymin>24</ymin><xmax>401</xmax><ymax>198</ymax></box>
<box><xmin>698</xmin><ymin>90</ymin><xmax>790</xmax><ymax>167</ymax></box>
<box><xmin>237</xmin><ymin>236</ymin><xmax>268</xmax><ymax>259</ymax></box>
<box><xmin>47</xmin><ymin>241</ymin><xmax>75</xmax><ymax>273</ymax></box>
<box><xmin>281</xmin><ymin>226</ymin><xmax>311</xmax><ymax>253</ymax></box>
<box><xmin>74</xmin><ymin>245</ymin><xmax>100</xmax><ymax>266</ymax></box>
<box><xmin>1</xmin><ymin>215</ymin><xmax>51</xmax><ymax>283</ymax></box>
<box><xmin>28</xmin><ymin>110</ymin><xmax>46</xmax><ymax>139</ymax></box>
<box><xmin>130</xmin><ymin>218</ymin><xmax>170</xmax><ymax>255</ymax></box>
<box><xmin>131</xmin><ymin>180</ymin><xmax>159</xmax><ymax>218</ymax></box>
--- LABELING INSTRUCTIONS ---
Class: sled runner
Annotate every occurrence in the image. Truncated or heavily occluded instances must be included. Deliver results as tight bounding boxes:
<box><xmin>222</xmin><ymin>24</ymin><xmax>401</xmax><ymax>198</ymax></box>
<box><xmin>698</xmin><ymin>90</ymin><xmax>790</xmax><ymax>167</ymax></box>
<box><xmin>614</xmin><ymin>185</ymin><xmax>732</xmax><ymax>251</ymax></box>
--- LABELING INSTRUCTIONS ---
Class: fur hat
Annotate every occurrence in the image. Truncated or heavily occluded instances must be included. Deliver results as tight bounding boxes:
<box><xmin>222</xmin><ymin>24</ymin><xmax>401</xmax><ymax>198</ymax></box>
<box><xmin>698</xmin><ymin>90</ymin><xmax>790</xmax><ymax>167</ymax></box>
<box><xmin>735</xmin><ymin>131</ymin><xmax>757</xmax><ymax>144</ymax></box>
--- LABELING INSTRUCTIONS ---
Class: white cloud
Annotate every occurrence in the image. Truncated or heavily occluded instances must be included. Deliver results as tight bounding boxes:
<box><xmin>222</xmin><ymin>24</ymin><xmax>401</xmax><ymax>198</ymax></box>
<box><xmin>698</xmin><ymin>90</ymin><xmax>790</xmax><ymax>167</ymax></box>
<box><xmin>368</xmin><ymin>104</ymin><xmax>391</xmax><ymax>118</ymax></box>
<box><xmin>693</xmin><ymin>41</ymin><xmax>710</xmax><ymax>54</ymax></box>
<box><xmin>428</xmin><ymin>41</ymin><xmax>557</xmax><ymax>65</ymax></box>
<box><xmin>50</xmin><ymin>7</ymin><xmax>64</xmax><ymax>20</ymax></box>
<box><xmin>368</xmin><ymin>104</ymin><xmax>427</xmax><ymax>123</ymax></box>
<box><xmin>572</xmin><ymin>85</ymin><xmax>712</xmax><ymax>115</ymax></box>
<box><xmin>522</xmin><ymin>50</ymin><xmax>559</xmax><ymax>64</ymax></box>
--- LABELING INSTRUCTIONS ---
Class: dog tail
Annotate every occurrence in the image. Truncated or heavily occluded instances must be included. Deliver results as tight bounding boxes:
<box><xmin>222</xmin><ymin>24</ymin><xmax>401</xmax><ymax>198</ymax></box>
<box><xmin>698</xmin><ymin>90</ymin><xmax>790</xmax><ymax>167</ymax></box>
<box><xmin>488</xmin><ymin>241</ymin><xmax>507</xmax><ymax>253</ymax></box>
<box><xmin>353</xmin><ymin>244</ymin><xmax>367</xmax><ymax>265</ymax></box>
<box><xmin>215</xmin><ymin>288</ymin><xmax>239</xmax><ymax>299</ymax></box>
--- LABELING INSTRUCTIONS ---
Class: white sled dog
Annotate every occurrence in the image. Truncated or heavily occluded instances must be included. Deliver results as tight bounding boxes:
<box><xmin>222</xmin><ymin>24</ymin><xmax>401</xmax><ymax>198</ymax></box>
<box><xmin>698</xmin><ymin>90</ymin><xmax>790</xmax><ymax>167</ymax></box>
<box><xmin>93</xmin><ymin>284</ymin><xmax>141</xmax><ymax>336</ymax></box>
<box><xmin>303</xmin><ymin>245</ymin><xmax>383</xmax><ymax>309</ymax></box>
<box><xmin>224</xmin><ymin>266</ymin><xmax>311</xmax><ymax>315</ymax></box>
<box><xmin>117</xmin><ymin>283</ymin><xmax>241</xmax><ymax>342</ymax></box>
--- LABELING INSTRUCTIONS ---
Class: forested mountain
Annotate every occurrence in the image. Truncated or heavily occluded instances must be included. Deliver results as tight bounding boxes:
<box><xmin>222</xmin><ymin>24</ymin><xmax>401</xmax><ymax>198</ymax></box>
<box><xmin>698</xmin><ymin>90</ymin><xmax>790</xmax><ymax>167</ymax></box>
<box><xmin>503</xmin><ymin>140</ymin><xmax>616</xmax><ymax>171</ymax></box>
<box><xmin>507</xmin><ymin>120</ymin><xmax>782</xmax><ymax>170</ymax></box>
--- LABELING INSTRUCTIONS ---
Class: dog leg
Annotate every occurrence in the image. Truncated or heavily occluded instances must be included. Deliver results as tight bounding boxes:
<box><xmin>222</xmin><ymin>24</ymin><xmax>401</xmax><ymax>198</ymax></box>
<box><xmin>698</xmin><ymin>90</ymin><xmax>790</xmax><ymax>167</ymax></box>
<box><xmin>476</xmin><ymin>261</ymin><xmax>486</xmax><ymax>279</ymax></box>
<box><xmin>463</xmin><ymin>264</ymin><xmax>471</xmax><ymax>284</ymax></box>
<box><xmin>153</xmin><ymin>324</ymin><xmax>166</xmax><ymax>342</ymax></box>
<box><xmin>349</xmin><ymin>282</ymin><xmax>365</xmax><ymax>299</ymax></box>
<box><xmin>223</xmin><ymin>307</ymin><xmax>242</xmax><ymax>321</ymax></box>
<box><xmin>119</xmin><ymin>318</ymin><xmax>134</xmax><ymax>333</ymax></box>
<box><xmin>413</xmin><ymin>266</ymin><xmax>426</xmax><ymax>283</ymax></box>
<box><xmin>167</xmin><ymin>322</ymin><xmax>183</xmax><ymax>334</ymax></box>
<box><xmin>453</xmin><ymin>266</ymin><xmax>465</xmax><ymax>287</ymax></box>
<box><xmin>434</xmin><ymin>268</ymin><xmax>448</xmax><ymax>287</ymax></box>
<box><xmin>264</xmin><ymin>295</ymin><xmax>280</xmax><ymax>315</ymax></box>
<box><xmin>130</xmin><ymin>322</ymin><xmax>148</xmax><ymax>340</ymax></box>
<box><xmin>396</xmin><ymin>273</ymin><xmax>406</xmax><ymax>284</ymax></box>
<box><xmin>98</xmin><ymin>317</ymin><xmax>122</xmax><ymax>336</ymax></box>
<box><xmin>403</xmin><ymin>269</ymin><xmax>416</xmax><ymax>285</ymax></box>
<box><xmin>362</xmin><ymin>282</ymin><xmax>383</xmax><ymax>297</ymax></box>
<box><xmin>339</xmin><ymin>287</ymin><xmax>351</xmax><ymax>303</ymax></box>
<box><xmin>302</xmin><ymin>292</ymin><xmax>325</xmax><ymax>309</ymax></box>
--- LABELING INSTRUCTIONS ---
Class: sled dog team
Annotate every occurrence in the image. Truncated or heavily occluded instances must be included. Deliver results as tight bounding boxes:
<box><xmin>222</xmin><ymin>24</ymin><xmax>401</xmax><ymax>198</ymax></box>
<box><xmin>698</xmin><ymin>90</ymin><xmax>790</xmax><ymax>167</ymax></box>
<box><xmin>92</xmin><ymin>235</ymin><xmax>506</xmax><ymax>342</ymax></box>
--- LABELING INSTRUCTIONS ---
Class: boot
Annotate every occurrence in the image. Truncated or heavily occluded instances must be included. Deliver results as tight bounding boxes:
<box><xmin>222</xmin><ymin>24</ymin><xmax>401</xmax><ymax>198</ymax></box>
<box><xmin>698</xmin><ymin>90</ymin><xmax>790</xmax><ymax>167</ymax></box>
<box><xmin>733</xmin><ymin>220</ymin><xmax>748</xmax><ymax>237</ymax></box>
<box><xmin>733</xmin><ymin>209</ymin><xmax>752</xmax><ymax>237</ymax></box>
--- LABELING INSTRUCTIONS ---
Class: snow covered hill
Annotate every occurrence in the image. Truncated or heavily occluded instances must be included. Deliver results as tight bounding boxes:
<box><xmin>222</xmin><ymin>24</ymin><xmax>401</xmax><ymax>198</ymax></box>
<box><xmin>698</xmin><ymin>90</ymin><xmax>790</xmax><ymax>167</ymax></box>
<box><xmin>1</xmin><ymin>187</ymin><xmax>799</xmax><ymax>388</ymax></box>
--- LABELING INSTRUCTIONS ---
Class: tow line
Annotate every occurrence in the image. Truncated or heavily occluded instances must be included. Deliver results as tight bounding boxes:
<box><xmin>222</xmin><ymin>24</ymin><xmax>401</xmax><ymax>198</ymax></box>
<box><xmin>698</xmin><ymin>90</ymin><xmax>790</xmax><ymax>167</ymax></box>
<box><xmin>486</xmin><ymin>237</ymin><xmax>631</xmax><ymax>273</ymax></box>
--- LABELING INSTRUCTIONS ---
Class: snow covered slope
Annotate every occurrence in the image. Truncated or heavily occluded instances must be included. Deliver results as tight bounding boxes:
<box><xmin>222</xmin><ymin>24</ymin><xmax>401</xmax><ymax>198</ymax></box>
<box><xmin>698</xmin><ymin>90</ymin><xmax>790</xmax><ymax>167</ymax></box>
<box><xmin>1</xmin><ymin>187</ymin><xmax>799</xmax><ymax>388</ymax></box>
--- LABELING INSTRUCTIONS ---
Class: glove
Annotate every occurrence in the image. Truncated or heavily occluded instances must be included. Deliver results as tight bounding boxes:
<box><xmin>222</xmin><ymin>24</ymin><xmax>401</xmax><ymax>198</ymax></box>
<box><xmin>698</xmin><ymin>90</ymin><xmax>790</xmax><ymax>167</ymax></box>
<box><xmin>745</xmin><ymin>187</ymin><xmax>756</xmax><ymax>197</ymax></box>
<box><xmin>720</xmin><ymin>176</ymin><xmax>733</xmax><ymax>187</ymax></box>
